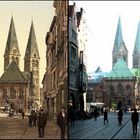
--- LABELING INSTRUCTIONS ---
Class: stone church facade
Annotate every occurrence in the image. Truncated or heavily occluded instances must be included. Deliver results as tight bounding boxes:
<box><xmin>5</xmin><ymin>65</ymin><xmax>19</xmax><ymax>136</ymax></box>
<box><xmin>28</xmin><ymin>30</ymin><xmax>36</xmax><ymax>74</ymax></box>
<box><xmin>0</xmin><ymin>16</ymin><xmax>40</xmax><ymax>113</ymax></box>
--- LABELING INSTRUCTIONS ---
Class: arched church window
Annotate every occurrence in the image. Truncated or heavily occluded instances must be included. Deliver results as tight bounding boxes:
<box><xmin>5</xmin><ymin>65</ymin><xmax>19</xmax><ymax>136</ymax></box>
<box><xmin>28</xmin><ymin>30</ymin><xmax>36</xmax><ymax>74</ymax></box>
<box><xmin>126</xmin><ymin>85</ymin><xmax>131</xmax><ymax>96</ymax></box>
<box><xmin>109</xmin><ymin>85</ymin><xmax>115</xmax><ymax>96</ymax></box>
<box><xmin>117</xmin><ymin>83</ymin><xmax>124</xmax><ymax>96</ymax></box>
<box><xmin>10</xmin><ymin>87</ymin><xmax>16</xmax><ymax>99</ymax></box>
<box><xmin>34</xmin><ymin>54</ymin><xmax>36</xmax><ymax>58</ymax></box>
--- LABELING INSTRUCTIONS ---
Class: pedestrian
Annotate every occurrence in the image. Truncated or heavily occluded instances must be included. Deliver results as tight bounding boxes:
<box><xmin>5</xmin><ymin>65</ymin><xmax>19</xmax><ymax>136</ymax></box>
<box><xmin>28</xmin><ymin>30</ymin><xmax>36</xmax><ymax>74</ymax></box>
<box><xmin>32</xmin><ymin>111</ymin><xmax>37</xmax><ymax>126</ymax></box>
<box><xmin>43</xmin><ymin>110</ymin><xmax>48</xmax><ymax>127</ymax></box>
<box><xmin>37</xmin><ymin>109</ymin><xmax>46</xmax><ymax>138</ymax></box>
<box><xmin>94</xmin><ymin>108</ymin><xmax>98</xmax><ymax>121</ymax></box>
<box><xmin>131</xmin><ymin>108</ymin><xmax>139</xmax><ymax>135</ymax></box>
<box><xmin>28</xmin><ymin>113</ymin><xmax>33</xmax><ymax>127</ymax></box>
<box><xmin>21</xmin><ymin>110</ymin><xmax>25</xmax><ymax>119</ymax></box>
<box><xmin>118</xmin><ymin>109</ymin><xmax>123</xmax><ymax>125</ymax></box>
<box><xmin>57</xmin><ymin>106</ymin><xmax>67</xmax><ymax>139</ymax></box>
<box><xmin>69</xmin><ymin>105</ymin><xmax>75</xmax><ymax>126</ymax></box>
<box><xmin>104</xmin><ymin>109</ymin><xmax>108</xmax><ymax>124</ymax></box>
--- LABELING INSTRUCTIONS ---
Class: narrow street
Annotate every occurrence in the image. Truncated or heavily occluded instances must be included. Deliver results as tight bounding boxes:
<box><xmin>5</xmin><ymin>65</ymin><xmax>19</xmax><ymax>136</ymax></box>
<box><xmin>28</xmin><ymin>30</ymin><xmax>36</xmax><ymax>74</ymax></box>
<box><xmin>69</xmin><ymin>112</ymin><xmax>140</xmax><ymax>139</ymax></box>
<box><xmin>0</xmin><ymin>113</ymin><xmax>61</xmax><ymax>139</ymax></box>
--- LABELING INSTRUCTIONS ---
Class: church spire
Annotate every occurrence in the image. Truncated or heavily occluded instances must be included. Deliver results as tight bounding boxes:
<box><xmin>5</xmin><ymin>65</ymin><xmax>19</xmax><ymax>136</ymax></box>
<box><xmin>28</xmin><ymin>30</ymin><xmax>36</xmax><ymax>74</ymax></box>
<box><xmin>112</xmin><ymin>17</ymin><xmax>128</xmax><ymax>68</ymax></box>
<box><xmin>4</xmin><ymin>16</ymin><xmax>20</xmax><ymax>71</ymax></box>
<box><xmin>24</xmin><ymin>21</ymin><xmax>40</xmax><ymax>59</ymax></box>
<box><xmin>133</xmin><ymin>21</ymin><xmax>140</xmax><ymax>68</ymax></box>
<box><xmin>113</xmin><ymin>16</ymin><xmax>125</xmax><ymax>52</ymax></box>
<box><xmin>133</xmin><ymin>21</ymin><xmax>140</xmax><ymax>55</ymax></box>
<box><xmin>4</xmin><ymin>16</ymin><xmax>20</xmax><ymax>56</ymax></box>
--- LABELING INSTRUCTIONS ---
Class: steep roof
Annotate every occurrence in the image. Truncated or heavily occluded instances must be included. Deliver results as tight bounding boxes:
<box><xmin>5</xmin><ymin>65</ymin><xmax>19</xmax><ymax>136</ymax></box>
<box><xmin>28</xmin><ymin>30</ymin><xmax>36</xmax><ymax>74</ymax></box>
<box><xmin>107</xmin><ymin>57</ymin><xmax>134</xmax><ymax>79</ymax></box>
<box><xmin>133</xmin><ymin>21</ymin><xmax>140</xmax><ymax>55</ymax></box>
<box><xmin>113</xmin><ymin>17</ymin><xmax>127</xmax><ymax>53</ymax></box>
<box><xmin>24</xmin><ymin>21</ymin><xmax>40</xmax><ymax>59</ymax></box>
<box><xmin>4</xmin><ymin>16</ymin><xmax>20</xmax><ymax>56</ymax></box>
<box><xmin>0</xmin><ymin>61</ymin><xmax>26</xmax><ymax>83</ymax></box>
<box><xmin>95</xmin><ymin>66</ymin><xmax>102</xmax><ymax>73</ymax></box>
<box><xmin>88</xmin><ymin>70</ymin><xmax>107</xmax><ymax>84</ymax></box>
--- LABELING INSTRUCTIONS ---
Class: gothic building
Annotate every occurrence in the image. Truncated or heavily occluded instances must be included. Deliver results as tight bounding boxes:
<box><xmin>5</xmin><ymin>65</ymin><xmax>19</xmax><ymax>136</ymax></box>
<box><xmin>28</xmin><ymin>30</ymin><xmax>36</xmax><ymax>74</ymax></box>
<box><xmin>0</xmin><ymin>16</ymin><xmax>40</xmax><ymax>112</ymax></box>
<box><xmin>104</xmin><ymin>17</ymin><xmax>140</xmax><ymax>109</ymax></box>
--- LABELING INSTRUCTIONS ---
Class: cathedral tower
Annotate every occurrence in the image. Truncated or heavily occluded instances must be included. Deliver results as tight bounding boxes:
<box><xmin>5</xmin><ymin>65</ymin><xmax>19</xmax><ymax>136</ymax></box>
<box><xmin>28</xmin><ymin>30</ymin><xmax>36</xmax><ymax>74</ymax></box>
<box><xmin>133</xmin><ymin>21</ymin><xmax>140</xmax><ymax>68</ymax></box>
<box><xmin>24</xmin><ymin>21</ymin><xmax>40</xmax><ymax>105</ymax></box>
<box><xmin>4</xmin><ymin>16</ymin><xmax>20</xmax><ymax>71</ymax></box>
<box><xmin>112</xmin><ymin>17</ymin><xmax>128</xmax><ymax>68</ymax></box>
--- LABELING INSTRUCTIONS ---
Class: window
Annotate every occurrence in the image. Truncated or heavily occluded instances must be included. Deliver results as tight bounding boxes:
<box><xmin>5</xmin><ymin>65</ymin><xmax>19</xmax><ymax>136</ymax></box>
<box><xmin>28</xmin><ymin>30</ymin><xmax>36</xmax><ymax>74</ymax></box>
<box><xmin>10</xmin><ymin>87</ymin><xmax>16</xmax><ymax>99</ymax></box>
<box><xmin>117</xmin><ymin>83</ymin><xmax>124</xmax><ymax>96</ymax></box>
<box><xmin>71</xmin><ymin>46</ymin><xmax>76</xmax><ymax>59</ymax></box>
<box><xmin>72</xmin><ymin>29</ymin><xmax>77</xmax><ymax>40</ymax></box>
<box><xmin>109</xmin><ymin>85</ymin><xmax>115</xmax><ymax>96</ymax></box>
<box><xmin>19</xmin><ymin>88</ymin><xmax>24</xmax><ymax>99</ymax></box>
<box><xmin>126</xmin><ymin>85</ymin><xmax>131</xmax><ymax>96</ymax></box>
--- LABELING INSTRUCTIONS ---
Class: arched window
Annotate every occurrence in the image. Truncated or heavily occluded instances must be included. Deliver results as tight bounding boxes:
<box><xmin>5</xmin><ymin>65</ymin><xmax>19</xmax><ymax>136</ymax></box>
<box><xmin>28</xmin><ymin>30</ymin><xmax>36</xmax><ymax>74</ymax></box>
<box><xmin>34</xmin><ymin>53</ymin><xmax>36</xmax><ymax>58</ymax></box>
<box><xmin>126</xmin><ymin>85</ymin><xmax>131</xmax><ymax>96</ymax></box>
<box><xmin>117</xmin><ymin>83</ymin><xmax>124</xmax><ymax>96</ymax></box>
<box><xmin>109</xmin><ymin>85</ymin><xmax>115</xmax><ymax>96</ymax></box>
<box><xmin>2</xmin><ymin>88</ymin><xmax>8</xmax><ymax>100</ymax></box>
<box><xmin>19</xmin><ymin>88</ymin><xmax>24</xmax><ymax>99</ymax></box>
<box><xmin>10</xmin><ymin>87</ymin><xmax>16</xmax><ymax>99</ymax></box>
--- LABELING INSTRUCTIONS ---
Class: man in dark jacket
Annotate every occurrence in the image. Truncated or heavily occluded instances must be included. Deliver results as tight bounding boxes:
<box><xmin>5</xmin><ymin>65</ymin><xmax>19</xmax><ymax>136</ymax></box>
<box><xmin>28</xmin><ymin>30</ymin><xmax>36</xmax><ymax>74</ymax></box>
<box><xmin>57</xmin><ymin>107</ymin><xmax>67</xmax><ymax>139</ymax></box>
<box><xmin>131</xmin><ymin>108</ymin><xmax>139</xmax><ymax>135</ymax></box>
<box><xmin>118</xmin><ymin>109</ymin><xmax>123</xmax><ymax>125</ymax></box>
<box><xmin>37</xmin><ymin>109</ymin><xmax>46</xmax><ymax>137</ymax></box>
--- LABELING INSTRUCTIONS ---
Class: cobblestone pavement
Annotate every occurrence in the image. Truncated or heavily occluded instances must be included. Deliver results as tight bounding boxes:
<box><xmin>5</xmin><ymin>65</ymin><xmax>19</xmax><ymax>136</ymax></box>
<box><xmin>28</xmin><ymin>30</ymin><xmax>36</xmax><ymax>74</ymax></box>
<box><xmin>0</xmin><ymin>114</ymin><xmax>64</xmax><ymax>139</ymax></box>
<box><xmin>69</xmin><ymin>112</ymin><xmax>140</xmax><ymax>139</ymax></box>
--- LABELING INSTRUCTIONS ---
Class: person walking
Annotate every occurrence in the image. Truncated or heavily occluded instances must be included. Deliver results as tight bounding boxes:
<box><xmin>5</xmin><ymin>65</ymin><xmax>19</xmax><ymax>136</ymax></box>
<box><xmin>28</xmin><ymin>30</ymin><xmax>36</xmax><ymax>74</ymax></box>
<box><xmin>69</xmin><ymin>105</ymin><xmax>75</xmax><ymax>126</ymax></box>
<box><xmin>21</xmin><ymin>110</ymin><xmax>25</xmax><ymax>119</ymax></box>
<box><xmin>104</xmin><ymin>109</ymin><xmax>108</xmax><ymax>124</ymax></box>
<box><xmin>37</xmin><ymin>109</ymin><xmax>46</xmax><ymax>138</ymax></box>
<box><xmin>118</xmin><ymin>109</ymin><xmax>123</xmax><ymax>125</ymax></box>
<box><xmin>94</xmin><ymin>108</ymin><xmax>98</xmax><ymax>121</ymax></box>
<box><xmin>32</xmin><ymin>111</ymin><xmax>37</xmax><ymax>126</ymax></box>
<box><xmin>131</xmin><ymin>108</ymin><xmax>139</xmax><ymax>135</ymax></box>
<box><xmin>57</xmin><ymin>107</ymin><xmax>67</xmax><ymax>139</ymax></box>
<box><xmin>43</xmin><ymin>110</ymin><xmax>48</xmax><ymax>127</ymax></box>
<box><xmin>28</xmin><ymin>113</ymin><xmax>33</xmax><ymax>127</ymax></box>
